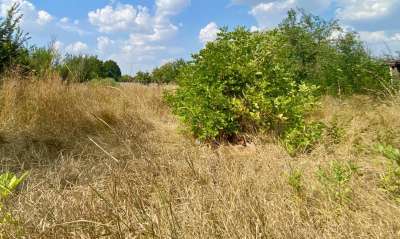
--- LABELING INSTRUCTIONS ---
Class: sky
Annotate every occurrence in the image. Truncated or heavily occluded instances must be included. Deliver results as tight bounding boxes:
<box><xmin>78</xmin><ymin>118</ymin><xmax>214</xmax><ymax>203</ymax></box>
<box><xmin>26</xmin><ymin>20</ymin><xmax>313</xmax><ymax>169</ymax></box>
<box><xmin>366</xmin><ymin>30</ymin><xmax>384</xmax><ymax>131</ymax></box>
<box><xmin>1</xmin><ymin>0</ymin><xmax>399</xmax><ymax>74</ymax></box>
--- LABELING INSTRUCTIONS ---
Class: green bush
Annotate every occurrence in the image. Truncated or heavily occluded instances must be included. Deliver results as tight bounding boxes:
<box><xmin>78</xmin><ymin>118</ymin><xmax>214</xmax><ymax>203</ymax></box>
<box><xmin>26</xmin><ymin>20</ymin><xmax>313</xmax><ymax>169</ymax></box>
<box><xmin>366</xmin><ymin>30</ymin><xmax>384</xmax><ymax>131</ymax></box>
<box><xmin>120</xmin><ymin>75</ymin><xmax>135</xmax><ymax>82</ymax></box>
<box><xmin>166</xmin><ymin>9</ymin><xmax>392</xmax><ymax>145</ymax></box>
<box><xmin>58</xmin><ymin>55</ymin><xmax>103</xmax><ymax>82</ymax></box>
<box><xmin>283</xmin><ymin>122</ymin><xmax>325</xmax><ymax>156</ymax></box>
<box><xmin>152</xmin><ymin>59</ymin><xmax>186</xmax><ymax>84</ymax></box>
<box><xmin>133</xmin><ymin>71</ymin><xmax>153</xmax><ymax>84</ymax></box>
<box><xmin>167</xmin><ymin>15</ymin><xmax>321</xmax><ymax>141</ymax></box>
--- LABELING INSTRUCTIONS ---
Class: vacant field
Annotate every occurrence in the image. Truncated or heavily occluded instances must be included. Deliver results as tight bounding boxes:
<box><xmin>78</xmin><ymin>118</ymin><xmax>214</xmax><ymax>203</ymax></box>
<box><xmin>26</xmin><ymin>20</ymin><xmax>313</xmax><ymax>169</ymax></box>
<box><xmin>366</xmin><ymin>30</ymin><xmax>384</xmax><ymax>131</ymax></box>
<box><xmin>0</xmin><ymin>76</ymin><xmax>400</xmax><ymax>238</ymax></box>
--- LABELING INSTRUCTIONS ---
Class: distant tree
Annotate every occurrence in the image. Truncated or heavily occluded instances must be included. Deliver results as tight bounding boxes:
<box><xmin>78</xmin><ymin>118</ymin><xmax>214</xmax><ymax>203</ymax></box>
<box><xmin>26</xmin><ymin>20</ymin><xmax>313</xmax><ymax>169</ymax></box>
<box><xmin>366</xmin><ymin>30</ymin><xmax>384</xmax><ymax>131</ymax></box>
<box><xmin>0</xmin><ymin>3</ymin><xmax>30</xmax><ymax>74</ymax></box>
<box><xmin>120</xmin><ymin>75</ymin><xmax>135</xmax><ymax>82</ymax></box>
<box><xmin>29</xmin><ymin>45</ymin><xmax>60</xmax><ymax>77</ymax></box>
<box><xmin>101</xmin><ymin>60</ymin><xmax>121</xmax><ymax>80</ymax></box>
<box><xmin>133</xmin><ymin>71</ymin><xmax>152</xmax><ymax>84</ymax></box>
<box><xmin>59</xmin><ymin>55</ymin><xmax>103</xmax><ymax>82</ymax></box>
<box><xmin>152</xmin><ymin>59</ymin><xmax>186</xmax><ymax>84</ymax></box>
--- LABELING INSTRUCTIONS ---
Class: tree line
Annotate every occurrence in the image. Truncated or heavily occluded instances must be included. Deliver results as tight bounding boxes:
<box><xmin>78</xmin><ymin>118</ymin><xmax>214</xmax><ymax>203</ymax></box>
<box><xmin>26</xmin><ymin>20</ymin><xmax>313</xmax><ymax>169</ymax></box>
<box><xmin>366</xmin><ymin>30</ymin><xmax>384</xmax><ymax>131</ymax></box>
<box><xmin>1</xmin><ymin>3</ymin><xmax>186</xmax><ymax>84</ymax></box>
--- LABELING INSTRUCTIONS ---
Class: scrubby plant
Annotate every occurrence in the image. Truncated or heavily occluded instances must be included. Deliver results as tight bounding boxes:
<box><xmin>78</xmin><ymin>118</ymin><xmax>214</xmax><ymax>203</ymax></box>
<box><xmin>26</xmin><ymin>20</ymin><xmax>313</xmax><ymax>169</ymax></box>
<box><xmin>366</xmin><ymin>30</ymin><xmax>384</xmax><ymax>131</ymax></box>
<box><xmin>0</xmin><ymin>172</ymin><xmax>28</xmax><ymax>225</ymax></box>
<box><xmin>317</xmin><ymin>160</ymin><xmax>358</xmax><ymax>204</ymax></box>
<box><xmin>167</xmin><ymin>12</ymin><xmax>322</xmax><ymax>142</ymax></box>
<box><xmin>288</xmin><ymin>169</ymin><xmax>304</xmax><ymax>195</ymax></box>
<box><xmin>283</xmin><ymin>122</ymin><xmax>325</xmax><ymax>156</ymax></box>
<box><xmin>377</xmin><ymin>144</ymin><xmax>400</xmax><ymax>201</ymax></box>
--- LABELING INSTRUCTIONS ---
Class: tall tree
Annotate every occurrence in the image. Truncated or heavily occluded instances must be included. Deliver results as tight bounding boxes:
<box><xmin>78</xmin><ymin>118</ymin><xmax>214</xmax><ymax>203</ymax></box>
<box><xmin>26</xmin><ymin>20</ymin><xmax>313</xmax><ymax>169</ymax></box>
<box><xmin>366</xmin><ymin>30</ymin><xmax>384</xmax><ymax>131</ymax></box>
<box><xmin>102</xmin><ymin>60</ymin><xmax>121</xmax><ymax>80</ymax></box>
<box><xmin>0</xmin><ymin>3</ymin><xmax>30</xmax><ymax>74</ymax></box>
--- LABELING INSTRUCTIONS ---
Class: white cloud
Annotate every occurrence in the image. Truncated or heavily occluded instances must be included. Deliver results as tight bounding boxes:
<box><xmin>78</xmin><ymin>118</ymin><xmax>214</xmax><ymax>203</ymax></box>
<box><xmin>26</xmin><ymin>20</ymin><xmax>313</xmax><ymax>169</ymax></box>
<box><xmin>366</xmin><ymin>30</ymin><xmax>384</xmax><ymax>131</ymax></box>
<box><xmin>0</xmin><ymin>0</ymin><xmax>35</xmax><ymax>19</ymax></box>
<box><xmin>199</xmin><ymin>22</ymin><xmax>220</xmax><ymax>44</ymax></box>
<box><xmin>336</xmin><ymin>0</ymin><xmax>395</xmax><ymax>21</ymax></box>
<box><xmin>60</xmin><ymin>17</ymin><xmax>69</xmax><ymax>23</ymax></box>
<box><xmin>65</xmin><ymin>41</ymin><xmax>88</xmax><ymax>54</ymax></box>
<box><xmin>88</xmin><ymin>4</ymin><xmax>153</xmax><ymax>33</ymax></box>
<box><xmin>87</xmin><ymin>1</ymin><xmax>190</xmax><ymax>74</ymax></box>
<box><xmin>57</xmin><ymin>17</ymin><xmax>88</xmax><ymax>36</ymax></box>
<box><xmin>359</xmin><ymin>31</ymin><xmax>400</xmax><ymax>43</ymax></box>
<box><xmin>53</xmin><ymin>41</ymin><xmax>63</xmax><ymax>50</ymax></box>
<box><xmin>36</xmin><ymin>10</ymin><xmax>52</xmax><ymax>25</ymax></box>
<box><xmin>97</xmin><ymin>36</ymin><xmax>114</xmax><ymax>53</ymax></box>
<box><xmin>249</xmin><ymin>0</ymin><xmax>296</xmax><ymax>29</ymax></box>
<box><xmin>156</xmin><ymin>0</ymin><xmax>191</xmax><ymax>16</ymax></box>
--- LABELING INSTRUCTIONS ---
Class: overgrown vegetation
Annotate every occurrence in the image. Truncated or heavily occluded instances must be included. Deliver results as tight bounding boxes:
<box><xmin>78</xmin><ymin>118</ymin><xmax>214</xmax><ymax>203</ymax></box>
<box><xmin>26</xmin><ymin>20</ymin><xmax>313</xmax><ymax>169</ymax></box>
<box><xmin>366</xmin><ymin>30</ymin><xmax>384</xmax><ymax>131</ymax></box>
<box><xmin>167</xmin><ymin>10</ymin><xmax>394</xmax><ymax>154</ymax></box>
<box><xmin>0</xmin><ymin>3</ymin><xmax>122</xmax><ymax>83</ymax></box>
<box><xmin>1</xmin><ymin>4</ymin><xmax>400</xmax><ymax>238</ymax></box>
<box><xmin>130</xmin><ymin>59</ymin><xmax>187</xmax><ymax>84</ymax></box>
<box><xmin>377</xmin><ymin>144</ymin><xmax>400</xmax><ymax>201</ymax></box>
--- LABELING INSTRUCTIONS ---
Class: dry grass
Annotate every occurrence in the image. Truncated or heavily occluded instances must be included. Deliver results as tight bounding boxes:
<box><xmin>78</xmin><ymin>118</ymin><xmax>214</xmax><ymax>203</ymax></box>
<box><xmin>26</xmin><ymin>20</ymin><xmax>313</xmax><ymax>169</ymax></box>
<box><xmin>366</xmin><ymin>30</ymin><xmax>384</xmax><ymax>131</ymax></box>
<box><xmin>0</xmin><ymin>76</ymin><xmax>400</xmax><ymax>238</ymax></box>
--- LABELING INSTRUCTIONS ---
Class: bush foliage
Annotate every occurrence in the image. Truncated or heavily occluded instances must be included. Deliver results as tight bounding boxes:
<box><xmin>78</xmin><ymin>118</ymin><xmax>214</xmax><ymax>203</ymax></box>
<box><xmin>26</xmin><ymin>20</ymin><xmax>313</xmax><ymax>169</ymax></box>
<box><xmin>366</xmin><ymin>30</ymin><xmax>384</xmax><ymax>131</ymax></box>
<box><xmin>167</xmin><ymin>10</ymin><xmax>393</xmax><ymax>145</ymax></box>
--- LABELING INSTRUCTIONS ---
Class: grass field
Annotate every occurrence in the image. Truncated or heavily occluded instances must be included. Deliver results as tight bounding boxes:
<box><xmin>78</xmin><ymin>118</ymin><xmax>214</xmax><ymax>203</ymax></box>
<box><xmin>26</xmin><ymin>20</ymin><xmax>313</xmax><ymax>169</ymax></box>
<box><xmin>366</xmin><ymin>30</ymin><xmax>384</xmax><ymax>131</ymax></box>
<box><xmin>0</xmin><ymin>76</ymin><xmax>400</xmax><ymax>238</ymax></box>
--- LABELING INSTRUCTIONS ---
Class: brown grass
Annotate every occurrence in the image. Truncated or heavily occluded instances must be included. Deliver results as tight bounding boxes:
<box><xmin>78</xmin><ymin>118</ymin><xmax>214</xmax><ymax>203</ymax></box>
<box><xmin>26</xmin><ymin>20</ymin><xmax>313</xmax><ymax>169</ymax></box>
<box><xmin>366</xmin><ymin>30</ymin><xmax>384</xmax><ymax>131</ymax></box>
<box><xmin>0</xmin><ymin>76</ymin><xmax>400</xmax><ymax>238</ymax></box>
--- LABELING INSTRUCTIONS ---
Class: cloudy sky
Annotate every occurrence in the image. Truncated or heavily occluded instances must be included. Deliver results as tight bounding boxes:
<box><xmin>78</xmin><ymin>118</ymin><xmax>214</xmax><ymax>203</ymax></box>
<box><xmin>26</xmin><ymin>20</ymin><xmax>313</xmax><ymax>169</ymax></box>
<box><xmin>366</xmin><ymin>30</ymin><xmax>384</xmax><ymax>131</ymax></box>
<box><xmin>1</xmin><ymin>0</ymin><xmax>399</xmax><ymax>74</ymax></box>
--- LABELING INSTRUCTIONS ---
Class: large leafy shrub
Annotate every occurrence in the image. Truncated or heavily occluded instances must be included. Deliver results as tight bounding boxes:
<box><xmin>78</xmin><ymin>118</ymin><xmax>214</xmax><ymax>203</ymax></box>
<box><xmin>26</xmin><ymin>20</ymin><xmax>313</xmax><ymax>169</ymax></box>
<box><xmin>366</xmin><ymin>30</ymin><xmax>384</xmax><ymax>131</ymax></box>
<box><xmin>167</xmin><ymin>24</ymin><xmax>320</xmax><ymax>141</ymax></box>
<box><xmin>167</xmin><ymin>10</ymin><xmax>393</xmax><ymax>146</ymax></box>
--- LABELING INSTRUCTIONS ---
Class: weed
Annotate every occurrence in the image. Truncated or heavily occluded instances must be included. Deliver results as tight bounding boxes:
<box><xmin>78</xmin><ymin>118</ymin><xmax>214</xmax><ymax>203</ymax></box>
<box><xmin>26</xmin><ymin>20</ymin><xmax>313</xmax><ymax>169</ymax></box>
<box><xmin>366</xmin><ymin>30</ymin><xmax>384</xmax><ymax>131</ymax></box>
<box><xmin>317</xmin><ymin>160</ymin><xmax>359</xmax><ymax>204</ymax></box>
<box><xmin>377</xmin><ymin>144</ymin><xmax>400</xmax><ymax>201</ymax></box>
<box><xmin>283</xmin><ymin>122</ymin><xmax>325</xmax><ymax>156</ymax></box>
<box><xmin>288</xmin><ymin>169</ymin><xmax>304</xmax><ymax>195</ymax></box>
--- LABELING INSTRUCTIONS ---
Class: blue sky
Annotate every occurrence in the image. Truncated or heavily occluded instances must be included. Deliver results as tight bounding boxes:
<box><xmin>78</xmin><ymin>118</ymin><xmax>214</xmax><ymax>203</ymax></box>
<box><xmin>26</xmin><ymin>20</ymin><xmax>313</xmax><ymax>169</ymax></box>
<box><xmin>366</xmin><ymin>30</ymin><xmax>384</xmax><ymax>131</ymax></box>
<box><xmin>1</xmin><ymin>0</ymin><xmax>399</xmax><ymax>74</ymax></box>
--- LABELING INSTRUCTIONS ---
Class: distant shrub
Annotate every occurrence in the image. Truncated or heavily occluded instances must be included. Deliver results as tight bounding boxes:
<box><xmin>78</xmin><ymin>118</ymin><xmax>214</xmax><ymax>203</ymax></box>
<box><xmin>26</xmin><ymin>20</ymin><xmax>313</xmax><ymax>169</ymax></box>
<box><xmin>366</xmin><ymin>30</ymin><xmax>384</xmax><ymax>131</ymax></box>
<box><xmin>28</xmin><ymin>45</ymin><xmax>60</xmax><ymax>77</ymax></box>
<box><xmin>101</xmin><ymin>60</ymin><xmax>121</xmax><ymax>80</ymax></box>
<box><xmin>152</xmin><ymin>59</ymin><xmax>186</xmax><ymax>84</ymax></box>
<box><xmin>133</xmin><ymin>71</ymin><xmax>153</xmax><ymax>85</ymax></box>
<box><xmin>59</xmin><ymin>55</ymin><xmax>103</xmax><ymax>82</ymax></box>
<box><xmin>58</xmin><ymin>55</ymin><xmax>122</xmax><ymax>83</ymax></box>
<box><xmin>120</xmin><ymin>75</ymin><xmax>135</xmax><ymax>82</ymax></box>
<box><xmin>89</xmin><ymin>77</ymin><xmax>118</xmax><ymax>87</ymax></box>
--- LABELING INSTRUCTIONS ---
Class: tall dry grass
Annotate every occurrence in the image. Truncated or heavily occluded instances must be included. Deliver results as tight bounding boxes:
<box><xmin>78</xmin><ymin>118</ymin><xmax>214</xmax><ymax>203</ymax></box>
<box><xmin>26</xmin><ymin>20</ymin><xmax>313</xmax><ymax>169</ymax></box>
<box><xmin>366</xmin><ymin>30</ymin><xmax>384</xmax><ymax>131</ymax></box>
<box><xmin>0</xmin><ymin>75</ymin><xmax>399</xmax><ymax>238</ymax></box>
